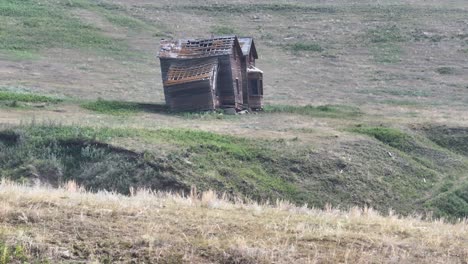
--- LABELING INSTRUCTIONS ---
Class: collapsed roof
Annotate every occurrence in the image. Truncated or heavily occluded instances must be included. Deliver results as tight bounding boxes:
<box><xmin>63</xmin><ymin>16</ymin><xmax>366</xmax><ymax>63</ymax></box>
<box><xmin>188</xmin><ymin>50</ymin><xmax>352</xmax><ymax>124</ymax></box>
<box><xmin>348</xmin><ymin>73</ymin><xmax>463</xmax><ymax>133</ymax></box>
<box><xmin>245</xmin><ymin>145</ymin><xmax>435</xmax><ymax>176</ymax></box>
<box><xmin>159</xmin><ymin>35</ymin><xmax>243</xmax><ymax>59</ymax></box>
<box><xmin>164</xmin><ymin>57</ymin><xmax>218</xmax><ymax>87</ymax></box>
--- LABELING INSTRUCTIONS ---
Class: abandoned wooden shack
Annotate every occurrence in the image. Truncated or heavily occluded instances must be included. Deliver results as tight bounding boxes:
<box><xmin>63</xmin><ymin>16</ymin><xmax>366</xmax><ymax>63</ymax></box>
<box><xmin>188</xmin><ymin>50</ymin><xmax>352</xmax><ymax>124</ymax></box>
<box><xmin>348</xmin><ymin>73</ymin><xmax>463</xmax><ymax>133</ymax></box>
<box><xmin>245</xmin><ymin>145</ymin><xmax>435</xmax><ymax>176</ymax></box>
<box><xmin>158</xmin><ymin>35</ymin><xmax>263</xmax><ymax>112</ymax></box>
<box><xmin>238</xmin><ymin>37</ymin><xmax>263</xmax><ymax>110</ymax></box>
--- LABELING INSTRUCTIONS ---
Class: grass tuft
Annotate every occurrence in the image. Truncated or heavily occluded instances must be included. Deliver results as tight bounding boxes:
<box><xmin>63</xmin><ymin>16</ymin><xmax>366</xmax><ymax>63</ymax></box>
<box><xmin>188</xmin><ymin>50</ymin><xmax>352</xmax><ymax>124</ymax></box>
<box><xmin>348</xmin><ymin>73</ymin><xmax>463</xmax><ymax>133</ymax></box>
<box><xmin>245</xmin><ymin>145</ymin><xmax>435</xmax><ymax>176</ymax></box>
<box><xmin>436</xmin><ymin>67</ymin><xmax>456</xmax><ymax>75</ymax></box>
<box><xmin>0</xmin><ymin>91</ymin><xmax>63</xmax><ymax>104</ymax></box>
<box><xmin>0</xmin><ymin>242</ymin><xmax>27</xmax><ymax>264</ymax></box>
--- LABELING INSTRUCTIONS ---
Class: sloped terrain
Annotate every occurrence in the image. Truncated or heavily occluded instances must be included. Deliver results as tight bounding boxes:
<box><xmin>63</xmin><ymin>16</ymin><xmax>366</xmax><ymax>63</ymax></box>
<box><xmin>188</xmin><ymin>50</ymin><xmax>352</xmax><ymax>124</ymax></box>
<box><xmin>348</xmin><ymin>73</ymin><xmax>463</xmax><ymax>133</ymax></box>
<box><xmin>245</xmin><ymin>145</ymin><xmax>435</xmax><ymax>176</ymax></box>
<box><xmin>0</xmin><ymin>0</ymin><xmax>468</xmax><ymax>262</ymax></box>
<box><xmin>0</xmin><ymin>182</ymin><xmax>467</xmax><ymax>263</ymax></box>
<box><xmin>1</xmin><ymin>124</ymin><xmax>467</xmax><ymax>218</ymax></box>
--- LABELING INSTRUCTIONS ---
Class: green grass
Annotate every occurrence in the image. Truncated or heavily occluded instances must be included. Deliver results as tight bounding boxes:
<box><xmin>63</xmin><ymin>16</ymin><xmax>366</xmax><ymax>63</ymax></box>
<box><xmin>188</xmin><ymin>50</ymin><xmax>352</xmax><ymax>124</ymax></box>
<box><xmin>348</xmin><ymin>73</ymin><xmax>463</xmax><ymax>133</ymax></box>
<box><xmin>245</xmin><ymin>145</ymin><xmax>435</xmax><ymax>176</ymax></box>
<box><xmin>287</xmin><ymin>42</ymin><xmax>323</xmax><ymax>53</ymax></box>
<box><xmin>422</xmin><ymin>126</ymin><xmax>468</xmax><ymax>156</ymax></box>
<box><xmin>367</xmin><ymin>25</ymin><xmax>406</xmax><ymax>43</ymax></box>
<box><xmin>366</xmin><ymin>25</ymin><xmax>406</xmax><ymax>64</ymax></box>
<box><xmin>0</xmin><ymin>91</ymin><xmax>63</xmax><ymax>104</ymax></box>
<box><xmin>81</xmin><ymin>99</ymin><xmax>167</xmax><ymax>115</ymax></box>
<box><xmin>1</xmin><ymin>124</ymin><xmax>467</xmax><ymax>217</ymax></box>
<box><xmin>0</xmin><ymin>242</ymin><xmax>27</xmax><ymax>264</ymax></box>
<box><xmin>0</xmin><ymin>0</ymin><xmax>129</xmax><ymax>58</ymax></box>
<box><xmin>349</xmin><ymin>124</ymin><xmax>468</xmax><ymax>174</ymax></box>
<box><xmin>0</xmin><ymin>49</ymin><xmax>39</xmax><ymax>60</ymax></box>
<box><xmin>104</xmin><ymin>13</ymin><xmax>147</xmax><ymax>29</ymax></box>
<box><xmin>147</xmin><ymin>129</ymin><xmax>257</xmax><ymax>160</ymax></box>
<box><xmin>349</xmin><ymin>126</ymin><xmax>413</xmax><ymax>151</ymax></box>
<box><xmin>0</xmin><ymin>124</ymin><xmax>300</xmax><ymax>200</ymax></box>
<box><xmin>372</xmin><ymin>43</ymin><xmax>402</xmax><ymax>63</ymax></box>
<box><xmin>425</xmin><ymin>182</ymin><xmax>468</xmax><ymax>218</ymax></box>
<box><xmin>348</xmin><ymin>125</ymin><xmax>468</xmax><ymax>219</ymax></box>
<box><xmin>81</xmin><ymin>100</ymin><xmax>234</xmax><ymax>118</ymax></box>
<box><xmin>211</xmin><ymin>26</ymin><xmax>237</xmax><ymax>35</ymax></box>
<box><xmin>263</xmin><ymin>104</ymin><xmax>361</xmax><ymax>118</ymax></box>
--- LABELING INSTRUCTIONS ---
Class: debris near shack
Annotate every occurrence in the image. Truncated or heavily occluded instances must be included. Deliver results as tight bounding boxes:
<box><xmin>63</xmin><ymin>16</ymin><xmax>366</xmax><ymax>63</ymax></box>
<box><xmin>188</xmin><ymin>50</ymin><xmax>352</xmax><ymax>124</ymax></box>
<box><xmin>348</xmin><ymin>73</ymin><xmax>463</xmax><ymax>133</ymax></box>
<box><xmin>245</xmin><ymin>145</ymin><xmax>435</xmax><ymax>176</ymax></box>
<box><xmin>158</xmin><ymin>35</ymin><xmax>263</xmax><ymax>112</ymax></box>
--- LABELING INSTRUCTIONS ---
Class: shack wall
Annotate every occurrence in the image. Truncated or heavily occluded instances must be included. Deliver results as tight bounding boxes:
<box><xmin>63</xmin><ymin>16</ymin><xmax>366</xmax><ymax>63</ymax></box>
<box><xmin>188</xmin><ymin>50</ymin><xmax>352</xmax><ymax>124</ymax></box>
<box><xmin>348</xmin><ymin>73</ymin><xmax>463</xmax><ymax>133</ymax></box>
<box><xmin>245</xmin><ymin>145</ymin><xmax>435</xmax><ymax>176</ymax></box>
<box><xmin>248</xmin><ymin>71</ymin><xmax>263</xmax><ymax>109</ymax></box>
<box><xmin>241</xmin><ymin>57</ymin><xmax>249</xmax><ymax>107</ymax></box>
<box><xmin>216</xmin><ymin>54</ymin><xmax>235</xmax><ymax>107</ymax></box>
<box><xmin>164</xmin><ymin>79</ymin><xmax>215</xmax><ymax>111</ymax></box>
<box><xmin>229</xmin><ymin>49</ymin><xmax>244</xmax><ymax>109</ymax></box>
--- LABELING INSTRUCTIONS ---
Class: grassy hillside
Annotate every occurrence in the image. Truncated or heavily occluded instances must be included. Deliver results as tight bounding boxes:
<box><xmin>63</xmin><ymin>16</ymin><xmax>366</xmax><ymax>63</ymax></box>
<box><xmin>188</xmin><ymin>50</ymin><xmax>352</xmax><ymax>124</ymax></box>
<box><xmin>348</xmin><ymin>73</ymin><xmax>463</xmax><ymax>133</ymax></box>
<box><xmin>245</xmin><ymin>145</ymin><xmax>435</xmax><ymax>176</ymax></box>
<box><xmin>0</xmin><ymin>0</ymin><xmax>468</xmax><ymax>262</ymax></box>
<box><xmin>0</xmin><ymin>181</ymin><xmax>467</xmax><ymax>263</ymax></box>
<box><xmin>1</xmin><ymin>123</ymin><xmax>467</xmax><ymax>219</ymax></box>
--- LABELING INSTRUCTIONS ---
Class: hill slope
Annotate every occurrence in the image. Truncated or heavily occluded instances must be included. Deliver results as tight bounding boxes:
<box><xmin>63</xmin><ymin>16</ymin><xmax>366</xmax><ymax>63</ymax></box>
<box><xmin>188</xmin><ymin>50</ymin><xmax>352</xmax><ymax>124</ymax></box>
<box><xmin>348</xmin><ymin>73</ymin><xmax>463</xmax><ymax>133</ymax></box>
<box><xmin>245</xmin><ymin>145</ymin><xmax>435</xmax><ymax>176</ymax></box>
<box><xmin>1</xmin><ymin>124</ymin><xmax>467</xmax><ymax>219</ymax></box>
<box><xmin>1</xmin><ymin>1</ymin><xmax>468</xmax><ymax>262</ymax></box>
<box><xmin>1</xmin><ymin>181</ymin><xmax>467</xmax><ymax>263</ymax></box>
<box><xmin>0</xmin><ymin>0</ymin><xmax>468</xmax><ymax>240</ymax></box>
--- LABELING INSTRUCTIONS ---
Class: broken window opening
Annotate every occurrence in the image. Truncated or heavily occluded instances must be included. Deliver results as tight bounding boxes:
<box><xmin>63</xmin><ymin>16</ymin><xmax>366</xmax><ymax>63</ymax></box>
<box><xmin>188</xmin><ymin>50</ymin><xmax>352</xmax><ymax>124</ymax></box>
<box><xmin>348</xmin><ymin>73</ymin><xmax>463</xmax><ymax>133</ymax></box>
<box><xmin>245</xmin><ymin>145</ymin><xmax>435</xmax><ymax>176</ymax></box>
<box><xmin>250</xmin><ymin>79</ymin><xmax>259</xmax><ymax>95</ymax></box>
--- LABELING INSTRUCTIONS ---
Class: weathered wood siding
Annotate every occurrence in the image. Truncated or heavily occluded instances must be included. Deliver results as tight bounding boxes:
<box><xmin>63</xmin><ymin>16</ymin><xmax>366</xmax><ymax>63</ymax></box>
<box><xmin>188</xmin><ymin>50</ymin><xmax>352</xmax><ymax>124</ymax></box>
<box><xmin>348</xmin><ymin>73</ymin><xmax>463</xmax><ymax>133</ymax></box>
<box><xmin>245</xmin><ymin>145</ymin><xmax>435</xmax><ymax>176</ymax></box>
<box><xmin>248</xmin><ymin>71</ymin><xmax>263</xmax><ymax>109</ymax></box>
<box><xmin>241</xmin><ymin>58</ymin><xmax>249</xmax><ymax>107</ymax></box>
<box><xmin>159</xmin><ymin>36</ymin><xmax>259</xmax><ymax>111</ymax></box>
<box><xmin>216</xmin><ymin>54</ymin><xmax>234</xmax><ymax>107</ymax></box>
<box><xmin>164</xmin><ymin>79</ymin><xmax>215</xmax><ymax>111</ymax></box>
<box><xmin>230</xmin><ymin>50</ymin><xmax>244</xmax><ymax>109</ymax></box>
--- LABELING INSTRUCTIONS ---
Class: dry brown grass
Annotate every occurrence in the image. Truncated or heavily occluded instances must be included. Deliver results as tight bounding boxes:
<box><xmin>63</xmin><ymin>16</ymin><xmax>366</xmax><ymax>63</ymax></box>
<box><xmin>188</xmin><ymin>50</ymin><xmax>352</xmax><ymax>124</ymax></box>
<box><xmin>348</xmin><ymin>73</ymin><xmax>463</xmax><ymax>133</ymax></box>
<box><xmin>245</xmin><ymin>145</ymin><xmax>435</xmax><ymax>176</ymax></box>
<box><xmin>0</xmin><ymin>180</ymin><xmax>467</xmax><ymax>263</ymax></box>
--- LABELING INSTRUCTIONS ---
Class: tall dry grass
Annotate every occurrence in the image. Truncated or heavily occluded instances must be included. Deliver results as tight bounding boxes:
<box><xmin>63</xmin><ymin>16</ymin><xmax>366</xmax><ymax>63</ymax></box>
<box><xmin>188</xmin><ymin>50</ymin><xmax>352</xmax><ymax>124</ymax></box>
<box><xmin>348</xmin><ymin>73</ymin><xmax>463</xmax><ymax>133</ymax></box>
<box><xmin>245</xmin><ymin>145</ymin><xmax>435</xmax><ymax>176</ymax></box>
<box><xmin>0</xmin><ymin>180</ymin><xmax>467</xmax><ymax>263</ymax></box>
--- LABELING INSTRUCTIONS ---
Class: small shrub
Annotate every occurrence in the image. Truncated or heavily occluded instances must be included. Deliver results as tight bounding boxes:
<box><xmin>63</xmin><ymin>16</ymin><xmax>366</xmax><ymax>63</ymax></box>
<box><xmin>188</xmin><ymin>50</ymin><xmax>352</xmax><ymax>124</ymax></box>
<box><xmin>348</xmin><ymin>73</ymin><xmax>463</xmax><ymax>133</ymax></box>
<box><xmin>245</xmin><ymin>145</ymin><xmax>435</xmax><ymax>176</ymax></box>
<box><xmin>425</xmin><ymin>183</ymin><xmax>468</xmax><ymax>218</ymax></box>
<box><xmin>411</xmin><ymin>30</ymin><xmax>443</xmax><ymax>42</ymax></box>
<box><xmin>422</xmin><ymin>126</ymin><xmax>468</xmax><ymax>156</ymax></box>
<box><xmin>436</xmin><ymin>67</ymin><xmax>456</xmax><ymax>75</ymax></box>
